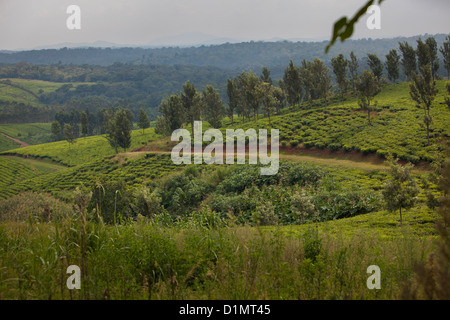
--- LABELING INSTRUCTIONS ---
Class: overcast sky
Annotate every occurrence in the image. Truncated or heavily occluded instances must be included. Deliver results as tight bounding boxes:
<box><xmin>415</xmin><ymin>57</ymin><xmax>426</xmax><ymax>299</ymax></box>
<box><xmin>0</xmin><ymin>0</ymin><xmax>449</xmax><ymax>50</ymax></box>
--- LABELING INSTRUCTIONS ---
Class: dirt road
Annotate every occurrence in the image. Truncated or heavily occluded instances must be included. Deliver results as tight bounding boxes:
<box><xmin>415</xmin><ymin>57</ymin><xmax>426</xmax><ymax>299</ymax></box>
<box><xmin>0</xmin><ymin>132</ymin><xmax>30</xmax><ymax>147</ymax></box>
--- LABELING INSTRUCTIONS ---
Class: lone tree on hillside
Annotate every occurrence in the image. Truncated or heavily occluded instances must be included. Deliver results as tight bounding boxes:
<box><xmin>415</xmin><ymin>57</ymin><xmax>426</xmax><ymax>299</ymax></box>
<box><xmin>410</xmin><ymin>65</ymin><xmax>438</xmax><ymax>146</ymax></box>
<box><xmin>356</xmin><ymin>70</ymin><xmax>381</xmax><ymax>125</ymax></box>
<box><xmin>349</xmin><ymin>51</ymin><xmax>359</xmax><ymax>93</ymax></box>
<box><xmin>203</xmin><ymin>85</ymin><xmax>224</xmax><ymax>128</ymax></box>
<box><xmin>155</xmin><ymin>95</ymin><xmax>184</xmax><ymax>136</ymax></box>
<box><xmin>399</xmin><ymin>41</ymin><xmax>417</xmax><ymax>80</ymax></box>
<box><xmin>310</xmin><ymin>58</ymin><xmax>332</xmax><ymax>106</ymax></box>
<box><xmin>226</xmin><ymin>78</ymin><xmax>240</xmax><ymax>125</ymax></box>
<box><xmin>260</xmin><ymin>66</ymin><xmax>273</xmax><ymax>85</ymax></box>
<box><xmin>64</xmin><ymin>123</ymin><xmax>76</xmax><ymax>148</ymax></box>
<box><xmin>385</xmin><ymin>49</ymin><xmax>400</xmax><ymax>83</ymax></box>
<box><xmin>416</xmin><ymin>37</ymin><xmax>440</xmax><ymax>80</ymax></box>
<box><xmin>440</xmin><ymin>35</ymin><xmax>450</xmax><ymax>78</ymax></box>
<box><xmin>282</xmin><ymin>59</ymin><xmax>302</xmax><ymax>108</ymax></box>
<box><xmin>299</xmin><ymin>59</ymin><xmax>313</xmax><ymax>104</ymax></box>
<box><xmin>256</xmin><ymin>81</ymin><xmax>280</xmax><ymax>126</ymax></box>
<box><xmin>137</xmin><ymin>108</ymin><xmax>150</xmax><ymax>134</ymax></box>
<box><xmin>416</xmin><ymin>38</ymin><xmax>432</xmax><ymax>72</ymax></box>
<box><xmin>367</xmin><ymin>54</ymin><xmax>383</xmax><ymax>82</ymax></box>
<box><xmin>331</xmin><ymin>53</ymin><xmax>349</xmax><ymax>102</ymax></box>
<box><xmin>382</xmin><ymin>157</ymin><xmax>419</xmax><ymax>225</ymax></box>
<box><xmin>105</xmin><ymin>109</ymin><xmax>132</xmax><ymax>153</ymax></box>
<box><xmin>425</xmin><ymin>37</ymin><xmax>440</xmax><ymax>80</ymax></box>
<box><xmin>181</xmin><ymin>80</ymin><xmax>200</xmax><ymax>134</ymax></box>
<box><xmin>51</xmin><ymin>120</ymin><xmax>61</xmax><ymax>141</ymax></box>
<box><xmin>80</xmin><ymin>111</ymin><xmax>89</xmax><ymax>136</ymax></box>
<box><xmin>238</xmin><ymin>71</ymin><xmax>261</xmax><ymax>121</ymax></box>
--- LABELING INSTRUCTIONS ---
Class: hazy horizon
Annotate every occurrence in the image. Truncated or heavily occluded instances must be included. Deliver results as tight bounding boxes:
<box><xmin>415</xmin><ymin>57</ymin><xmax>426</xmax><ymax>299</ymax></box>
<box><xmin>1</xmin><ymin>0</ymin><xmax>449</xmax><ymax>51</ymax></box>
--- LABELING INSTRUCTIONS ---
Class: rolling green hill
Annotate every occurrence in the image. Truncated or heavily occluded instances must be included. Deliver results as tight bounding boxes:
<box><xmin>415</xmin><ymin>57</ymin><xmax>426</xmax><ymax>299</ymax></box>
<box><xmin>222</xmin><ymin>80</ymin><xmax>450</xmax><ymax>163</ymax></box>
<box><xmin>0</xmin><ymin>156</ymin><xmax>65</xmax><ymax>198</ymax></box>
<box><xmin>0</xmin><ymin>80</ymin><xmax>446</xmax><ymax>221</ymax></box>
<box><xmin>2</xmin><ymin>127</ymin><xmax>159</xmax><ymax>166</ymax></box>
<box><xmin>0</xmin><ymin>78</ymin><xmax>91</xmax><ymax>106</ymax></box>
<box><xmin>0</xmin><ymin>79</ymin><xmax>447</xmax><ymax>301</ymax></box>
<box><xmin>0</xmin><ymin>123</ymin><xmax>52</xmax><ymax>146</ymax></box>
<box><xmin>0</xmin><ymin>134</ymin><xmax>20</xmax><ymax>152</ymax></box>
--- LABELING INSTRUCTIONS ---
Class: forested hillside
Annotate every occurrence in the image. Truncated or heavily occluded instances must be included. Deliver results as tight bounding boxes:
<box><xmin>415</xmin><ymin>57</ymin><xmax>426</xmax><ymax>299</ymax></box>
<box><xmin>1</xmin><ymin>34</ymin><xmax>448</xmax><ymax>78</ymax></box>
<box><xmin>0</xmin><ymin>32</ymin><xmax>449</xmax><ymax>300</ymax></box>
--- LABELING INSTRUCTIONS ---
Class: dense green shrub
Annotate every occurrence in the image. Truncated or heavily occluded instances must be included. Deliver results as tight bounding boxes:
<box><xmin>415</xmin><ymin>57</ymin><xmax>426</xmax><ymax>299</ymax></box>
<box><xmin>161</xmin><ymin>173</ymin><xmax>213</xmax><ymax>215</ymax></box>
<box><xmin>313</xmin><ymin>189</ymin><xmax>381</xmax><ymax>221</ymax></box>
<box><xmin>290</xmin><ymin>140</ymin><xmax>299</xmax><ymax>147</ymax></box>
<box><xmin>131</xmin><ymin>186</ymin><xmax>163</xmax><ymax>218</ymax></box>
<box><xmin>0</xmin><ymin>191</ymin><xmax>73</xmax><ymax>222</ymax></box>
<box><xmin>280</xmin><ymin>162</ymin><xmax>326</xmax><ymax>187</ymax></box>
<box><xmin>88</xmin><ymin>178</ymin><xmax>132</xmax><ymax>224</ymax></box>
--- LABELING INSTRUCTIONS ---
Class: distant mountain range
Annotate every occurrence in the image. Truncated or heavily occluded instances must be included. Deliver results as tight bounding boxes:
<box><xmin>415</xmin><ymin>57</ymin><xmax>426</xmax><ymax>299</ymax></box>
<box><xmin>0</xmin><ymin>33</ymin><xmax>447</xmax><ymax>81</ymax></box>
<box><xmin>15</xmin><ymin>32</ymin><xmax>329</xmax><ymax>51</ymax></box>
<box><xmin>145</xmin><ymin>32</ymin><xmax>240</xmax><ymax>48</ymax></box>
<box><xmin>32</xmin><ymin>41</ymin><xmax>124</xmax><ymax>50</ymax></box>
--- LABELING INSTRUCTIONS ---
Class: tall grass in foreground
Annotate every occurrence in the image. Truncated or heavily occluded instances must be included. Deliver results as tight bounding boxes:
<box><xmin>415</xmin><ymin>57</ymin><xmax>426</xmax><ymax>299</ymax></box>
<box><xmin>0</xmin><ymin>214</ymin><xmax>434</xmax><ymax>300</ymax></box>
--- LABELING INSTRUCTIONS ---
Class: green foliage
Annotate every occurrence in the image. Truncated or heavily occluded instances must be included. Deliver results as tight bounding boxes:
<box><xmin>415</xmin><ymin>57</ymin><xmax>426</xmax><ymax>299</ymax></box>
<box><xmin>236</xmin><ymin>71</ymin><xmax>262</xmax><ymax>122</ymax></box>
<box><xmin>367</xmin><ymin>54</ymin><xmax>384</xmax><ymax>81</ymax></box>
<box><xmin>382</xmin><ymin>158</ymin><xmax>420</xmax><ymax>224</ymax></box>
<box><xmin>402</xmin><ymin>158</ymin><xmax>450</xmax><ymax>299</ymax></box>
<box><xmin>0</xmin><ymin>134</ymin><xmax>20</xmax><ymax>152</ymax></box>
<box><xmin>440</xmin><ymin>35</ymin><xmax>450</xmax><ymax>77</ymax></box>
<box><xmin>399</xmin><ymin>41</ymin><xmax>417</xmax><ymax>79</ymax></box>
<box><xmin>302</xmin><ymin>226</ymin><xmax>322</xmax><ymax>262</ymax></box>
<box><xmin>425</xmin><ymin>37</ymin><xmax>440</xmax><ymax>79</ymax></box>
<box><xmin>188</xmin><ymin>204</ymin><xmax>227</xmax><ymax>229</ymax></box>
<box><xmin>181</xmin><ymin>81</ymin><xmax>201</xmax><ymax>133</ymax></box>
<box><xmin>63</xmin><ymin>123</ymin><xmax>76</xmax><ymax>147</ymax></box>
<box><xmin>290</xmin><ymin>190</ymin><xmax>316</xmax><ymax>224</ymax></box>
<box><xmin>3</xmin><ymin>127</ymin><xmax>159</xmax><ymax>166</ymax></box>
<box><xmin>105</xmin><ymin>109</ymin><xmax>132</xmax><ymax>153</ymax></box>
<box><xmin>206</xmin><ymin>161</ymin><xmax>386</xmax><ymax>225</ymax></box>
<box><xmin>410</xmin><ymin>64</ymin><xmax>439</xmax><ymax>146</ymax></box>
<box><xmin>80</xmin><ymin>111</ymin><xmax>89</xmax><ymax>136</ymax></box>
<box><xmin>160</xmin><ymin>173</ymin><xmax>213</xmax><ymax>216</ymax></box>
<box><xmin>416</xmin><ymin>38</ymin><xmax>432</xmax><ymax>74</ymax></box>
<box><xmin>226</xmin><ymin>78</ymin><xmax>239</xmax><ymax>124</ymax></box>
<box><xmin>385</xmin><ymin>49</ymin><xmax>400</xmax><ymax>83</ymax></box>
<box><xmin>155</xmin><ymin>95</ymin><xmax>184</xmax><ymax>135</ymax></box>
<box><xmin>51</xmin><ymin>121</ymin><xmax>61</xmax><ymax>141</ymax></box>
<box><xmin>223</xmin><ymin>80</ymin><xmax>448</xmax><ymax>163</ymax></box>
<box><xmin>88</xmin><ymin>178</ymin><xmax>132</xmax><ymax>224</ymax></box>
<box><xmin>0</xmin><ymin>215</ymin><xmax>436</xmax><ymax>299</ymax></box>
<box><xmin>313</xmin><ymin>187</ymin><xmax>381</xmax><ymax>221</ymax></box>
<box><xmin>0</xmin><ymin>156</ymin><xmax>62</xmax><ymax>199</ymax></box>
<box><xmin>131</xmin><ymin>186</ymin><xmax>163</xmax><ymax>219</ymax></box>
<box><xmin>202</xmin><ymin>85</ymin><xmax>224</xmax><ymax>128</ymax></box>
<box><xmin>306</xmin><ymin>58</ymin><xmax>332</xmax><ymax>105</ymax></box>
<box><xmin>357</xmin><ymin>70</ymin><xmax>381</xmax><ymax>125</ymax></box>
<box><xmin>349</xmin><ymin>51</ymin><xmax>359</xmax><ymax>92</ymax></box>
<box><xmin>0</xmin><ymin>123</ymin><xmax>53</xmax><ymax>147</ymax></box>
<box><xmin>282</xmin><ymin>59</ymin><xmax>302</xmax><ymax>107</ymax></box>
<box><xmin>331</xmin><ymin>53</ymin><xmax>349</xmax><ymax>99</ymax></box>
<box><xmin>0</xmin><ymin>191</ymin><xmax>73</xmax><ymax>222</ymax></box>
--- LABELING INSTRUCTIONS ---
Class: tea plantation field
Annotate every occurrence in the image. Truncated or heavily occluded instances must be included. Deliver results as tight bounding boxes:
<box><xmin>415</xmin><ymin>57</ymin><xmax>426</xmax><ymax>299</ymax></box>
<box><xmin>2</xmin><ymin>127</ymin><xmax>160</xmax><ymax>166</ymax></box>
<box><xmin>0</xmin><ymin>78</ymin><xmax>92</xmax><ymax>107</ymax></box>
<box><xmin>0</xmin><ymin>123</ymin><xmax>52</xmax><ymax>147</ymax></box>
<box><xmin>0</xmin><ymin>152</ymin><xmax>181</xmax><ymax>199</ymax></box>
<box><xmin>0</xmin><ymin>134</ymin><xmax>20</xmax><ymax>152</ymax></box>
<box><xmin>226</xmin><ymin>81</ymin><xmax>450</xmax><ymax>163</ymax></box>
<box><xmin>0</xmin><ymin>80</ymin><xmax>446</xmax><ymax>225</ymax></box>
